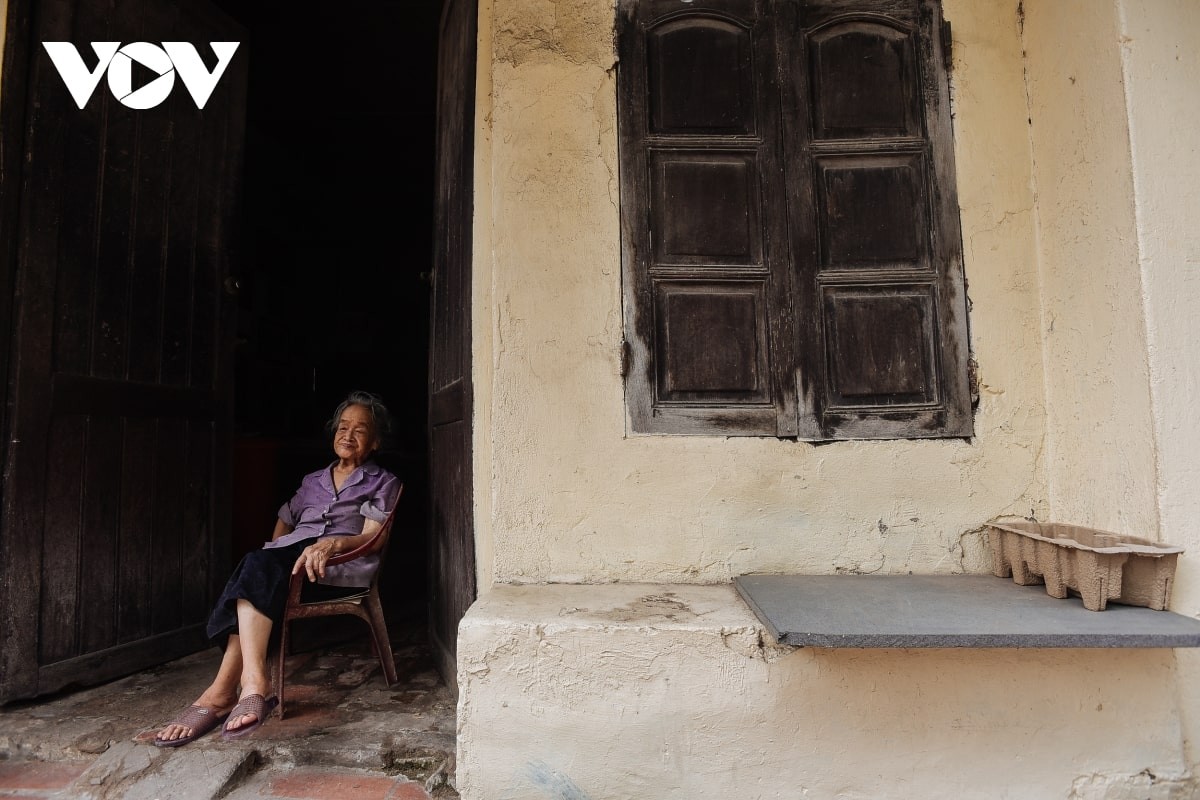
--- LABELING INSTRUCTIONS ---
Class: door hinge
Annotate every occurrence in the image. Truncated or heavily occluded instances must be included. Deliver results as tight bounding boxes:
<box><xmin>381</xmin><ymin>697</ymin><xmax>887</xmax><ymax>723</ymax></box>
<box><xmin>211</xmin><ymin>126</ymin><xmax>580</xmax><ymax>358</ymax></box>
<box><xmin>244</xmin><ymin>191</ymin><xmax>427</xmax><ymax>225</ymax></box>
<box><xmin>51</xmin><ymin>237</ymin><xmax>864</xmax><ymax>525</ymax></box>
<box><xmin>620</xmin><ymin>339</ymin><xmax>632</xmax><ymax>378</ymax></box>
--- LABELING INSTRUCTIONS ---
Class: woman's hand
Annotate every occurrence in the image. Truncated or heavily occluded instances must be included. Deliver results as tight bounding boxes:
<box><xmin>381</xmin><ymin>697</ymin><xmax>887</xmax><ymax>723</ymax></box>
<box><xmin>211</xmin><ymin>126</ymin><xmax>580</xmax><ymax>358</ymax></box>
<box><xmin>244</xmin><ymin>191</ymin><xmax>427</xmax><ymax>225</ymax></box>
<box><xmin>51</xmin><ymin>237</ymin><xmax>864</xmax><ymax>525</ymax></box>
<box><xmin>292</xmin><ymin>538</ymin><xmax>341</xmax><ymax>582</ymax></box>
<box><xmin>290</xmin><ymin>517</ymin><xmax>383</xmax><ymax>582</ymax></box>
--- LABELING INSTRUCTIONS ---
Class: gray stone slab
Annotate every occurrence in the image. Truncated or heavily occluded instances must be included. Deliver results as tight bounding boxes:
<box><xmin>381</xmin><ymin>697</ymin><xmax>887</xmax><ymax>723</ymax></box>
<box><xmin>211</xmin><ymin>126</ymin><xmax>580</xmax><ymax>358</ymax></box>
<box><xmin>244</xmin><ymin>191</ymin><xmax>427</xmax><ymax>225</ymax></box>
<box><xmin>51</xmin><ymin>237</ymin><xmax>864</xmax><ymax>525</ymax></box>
<box><xmin>64</xmin><ymin>740</ymin><xmax>255</xmax><ymax>800</ymax></box>
<box><xmin>734</xmin><ymin>574</ymin><xmax>1200</xmax><ymax>648</ymax></box>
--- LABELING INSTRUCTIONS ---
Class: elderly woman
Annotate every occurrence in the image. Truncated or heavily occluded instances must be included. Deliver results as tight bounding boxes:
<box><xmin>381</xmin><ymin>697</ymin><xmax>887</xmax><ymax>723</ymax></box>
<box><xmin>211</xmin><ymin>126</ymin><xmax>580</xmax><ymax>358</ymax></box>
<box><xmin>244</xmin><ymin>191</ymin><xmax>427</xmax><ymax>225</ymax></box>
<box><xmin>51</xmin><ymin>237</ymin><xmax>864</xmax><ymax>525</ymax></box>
<box><xmin>154</xmin><ymin>390</ymin><xmax>401</xmax><ymax>746</ymax></box>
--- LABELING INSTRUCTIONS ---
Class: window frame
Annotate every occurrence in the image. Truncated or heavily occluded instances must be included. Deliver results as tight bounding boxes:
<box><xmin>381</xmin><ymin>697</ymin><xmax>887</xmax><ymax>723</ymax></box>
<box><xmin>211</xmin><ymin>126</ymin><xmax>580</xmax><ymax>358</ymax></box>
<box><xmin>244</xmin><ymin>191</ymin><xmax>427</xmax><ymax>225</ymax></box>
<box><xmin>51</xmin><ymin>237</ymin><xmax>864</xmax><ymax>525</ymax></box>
<box><xmin>617</xmin><ymin>0</ymin><xmax>973</xmax><ymax>441</ymax></box>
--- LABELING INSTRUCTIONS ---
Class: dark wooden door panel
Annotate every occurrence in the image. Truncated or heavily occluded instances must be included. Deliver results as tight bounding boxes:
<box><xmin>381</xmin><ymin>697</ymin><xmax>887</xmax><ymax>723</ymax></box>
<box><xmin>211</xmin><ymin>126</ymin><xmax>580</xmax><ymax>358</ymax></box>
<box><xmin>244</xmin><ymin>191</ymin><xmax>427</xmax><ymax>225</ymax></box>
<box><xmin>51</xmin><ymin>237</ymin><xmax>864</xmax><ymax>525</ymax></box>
<box><xmin>0</xmin><ymin>0</ymin><xmax>245</xmax><ymax>702</ymax></box>
<box><xmin>428</xmin><ymin>0</ymin><xmax>478</xmax><ymax>684</ymax></box>
<box><xmin>429</xmin><ymin>419</ymin><xmax>472</xmax><ymax>675</ymax></box>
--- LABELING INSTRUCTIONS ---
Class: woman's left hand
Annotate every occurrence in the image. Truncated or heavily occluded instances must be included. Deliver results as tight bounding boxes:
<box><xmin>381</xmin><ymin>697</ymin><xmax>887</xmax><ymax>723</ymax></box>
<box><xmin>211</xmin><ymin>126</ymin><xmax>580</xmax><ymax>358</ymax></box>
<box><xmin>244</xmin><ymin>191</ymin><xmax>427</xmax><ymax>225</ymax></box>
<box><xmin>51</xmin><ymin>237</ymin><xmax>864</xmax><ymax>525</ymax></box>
<box><xmin>293</xmin><ymin>539</ymin><xmax>340</xmax><ymax>581</ymax></box>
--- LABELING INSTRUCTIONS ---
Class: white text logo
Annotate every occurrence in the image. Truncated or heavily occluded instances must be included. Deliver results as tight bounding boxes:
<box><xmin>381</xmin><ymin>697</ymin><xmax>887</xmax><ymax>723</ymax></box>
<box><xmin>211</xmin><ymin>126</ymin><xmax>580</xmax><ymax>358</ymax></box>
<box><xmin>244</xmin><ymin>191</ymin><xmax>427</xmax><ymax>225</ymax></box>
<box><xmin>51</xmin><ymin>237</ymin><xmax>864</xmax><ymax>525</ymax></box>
<box><xmin>42</xmin><ymin>42</ymin><xmax>240</xmax><ymax>110</ymax></box>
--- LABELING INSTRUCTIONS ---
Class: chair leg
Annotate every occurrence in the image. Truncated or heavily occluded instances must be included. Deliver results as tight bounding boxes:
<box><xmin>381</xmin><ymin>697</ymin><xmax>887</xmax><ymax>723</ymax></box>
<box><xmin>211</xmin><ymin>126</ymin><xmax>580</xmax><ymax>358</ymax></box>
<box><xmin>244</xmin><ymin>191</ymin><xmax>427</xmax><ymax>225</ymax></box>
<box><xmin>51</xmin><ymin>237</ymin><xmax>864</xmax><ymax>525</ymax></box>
<box><xmin>363</xmin><ymin>593</ymin><xmax>398</xmax><ymax>685</ymax></box>
<box><xmin>276</xmin><ymin>619</ymin><xmax>289</xmax><ymax>720</ymax></box>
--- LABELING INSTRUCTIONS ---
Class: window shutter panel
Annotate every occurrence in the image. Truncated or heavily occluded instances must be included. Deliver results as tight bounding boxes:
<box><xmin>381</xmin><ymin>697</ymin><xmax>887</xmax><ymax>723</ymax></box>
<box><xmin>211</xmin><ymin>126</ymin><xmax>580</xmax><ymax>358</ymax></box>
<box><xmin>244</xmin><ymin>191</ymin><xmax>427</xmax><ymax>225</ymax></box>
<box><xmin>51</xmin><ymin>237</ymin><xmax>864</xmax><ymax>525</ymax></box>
<box><xmin>619</xmin><ymin>0</ymin><xmax>972</xmax><ymax>440</ymax></box>
<box><xmin>618</xmin><ymin>0</ymin><xmax>797</xmax><ymax>435</ymax></box>
<box><xmin>780</xmin><ymin>0</ymin><xmax>973</xmax><ymax>439</ymax></box>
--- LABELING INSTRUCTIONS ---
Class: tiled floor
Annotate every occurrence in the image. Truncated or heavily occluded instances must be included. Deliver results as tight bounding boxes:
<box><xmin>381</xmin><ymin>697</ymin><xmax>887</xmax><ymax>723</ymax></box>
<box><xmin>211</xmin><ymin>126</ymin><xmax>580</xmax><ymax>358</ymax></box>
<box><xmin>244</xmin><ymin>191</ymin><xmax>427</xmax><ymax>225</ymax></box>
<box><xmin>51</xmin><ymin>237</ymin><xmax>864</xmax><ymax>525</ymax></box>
<box><xmin>226</xmin><ymin>767</ymin><xmax>447</xmax><ymax>799</ymax></box>
<box><xmin>0</xmin><ymin>620</ymin><xmax>458</xmax><ymax>799</ymax></box>
<box><xmin>0</xmin><ymin>761</ymin><xmax>90</xmax><ymax>798</ymax></box>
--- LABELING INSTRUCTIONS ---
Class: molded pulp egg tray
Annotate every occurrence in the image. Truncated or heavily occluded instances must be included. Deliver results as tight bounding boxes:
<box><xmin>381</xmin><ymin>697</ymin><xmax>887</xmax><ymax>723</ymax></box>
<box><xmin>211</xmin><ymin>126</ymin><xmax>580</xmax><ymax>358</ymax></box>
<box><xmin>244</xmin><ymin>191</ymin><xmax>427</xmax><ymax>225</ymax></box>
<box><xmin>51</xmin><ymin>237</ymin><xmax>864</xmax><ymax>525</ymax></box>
<box><xmin>986</xmin><ymin>520</ymin><xmax>1183</xmax><ymax>611</ymax></box>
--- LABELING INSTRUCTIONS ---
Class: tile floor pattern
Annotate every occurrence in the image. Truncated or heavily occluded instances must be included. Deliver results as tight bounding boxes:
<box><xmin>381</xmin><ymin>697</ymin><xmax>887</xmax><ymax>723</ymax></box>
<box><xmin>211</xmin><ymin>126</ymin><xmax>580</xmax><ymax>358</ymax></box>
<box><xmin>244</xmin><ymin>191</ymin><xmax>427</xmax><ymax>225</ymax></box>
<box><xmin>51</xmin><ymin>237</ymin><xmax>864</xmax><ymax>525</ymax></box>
<box><xmin>0</xmin><ymin>621</ymin><xmax>458</xmax><ymax>799</ymax></box>
<box><xmin>0</xmin><ymin>760</ymin><xmax>90</xmax><ymax>797</ymax></box>
<box><xmin>228</xmin><ymin>767</ymin><xmax>449</xmax><ymax>799</ymax></box>
<box><xmin>0</xmin><ymin>762</ymin><xmax>452</xmax><ymax>799</ymax></box>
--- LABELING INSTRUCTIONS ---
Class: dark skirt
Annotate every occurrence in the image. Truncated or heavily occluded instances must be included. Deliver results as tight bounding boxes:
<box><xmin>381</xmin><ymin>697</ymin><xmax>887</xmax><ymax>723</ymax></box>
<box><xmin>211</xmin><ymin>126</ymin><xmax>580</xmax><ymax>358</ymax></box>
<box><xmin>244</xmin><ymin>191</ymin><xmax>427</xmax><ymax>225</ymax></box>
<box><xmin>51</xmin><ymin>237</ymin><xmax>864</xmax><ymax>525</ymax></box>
<box><xmin>206</xmin><ymin>538</ymin><xmax>366</xmax><ymax>642</ymax></box>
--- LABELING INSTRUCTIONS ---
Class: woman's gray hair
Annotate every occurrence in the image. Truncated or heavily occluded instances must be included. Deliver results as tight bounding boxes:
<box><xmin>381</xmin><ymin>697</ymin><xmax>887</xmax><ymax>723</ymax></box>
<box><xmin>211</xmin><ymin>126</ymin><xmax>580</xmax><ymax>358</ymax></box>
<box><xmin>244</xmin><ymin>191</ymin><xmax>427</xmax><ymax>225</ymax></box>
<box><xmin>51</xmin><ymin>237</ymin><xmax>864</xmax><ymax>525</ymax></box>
<box><xmin>327</xmin><ymin>390</ymin><xmax>393</xmax><ymax>444</ymax></box>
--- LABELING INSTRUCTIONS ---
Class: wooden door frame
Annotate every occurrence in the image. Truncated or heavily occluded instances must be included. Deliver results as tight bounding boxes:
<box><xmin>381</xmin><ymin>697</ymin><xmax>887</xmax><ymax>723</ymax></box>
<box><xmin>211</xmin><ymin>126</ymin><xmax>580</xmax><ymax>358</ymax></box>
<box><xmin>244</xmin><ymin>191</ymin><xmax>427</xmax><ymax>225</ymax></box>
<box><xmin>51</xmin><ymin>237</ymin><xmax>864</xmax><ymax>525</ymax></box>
<box><xmin>427</xmin><ymin>0</ymin><xmax>479</xmax><ymax>687</ymax></box>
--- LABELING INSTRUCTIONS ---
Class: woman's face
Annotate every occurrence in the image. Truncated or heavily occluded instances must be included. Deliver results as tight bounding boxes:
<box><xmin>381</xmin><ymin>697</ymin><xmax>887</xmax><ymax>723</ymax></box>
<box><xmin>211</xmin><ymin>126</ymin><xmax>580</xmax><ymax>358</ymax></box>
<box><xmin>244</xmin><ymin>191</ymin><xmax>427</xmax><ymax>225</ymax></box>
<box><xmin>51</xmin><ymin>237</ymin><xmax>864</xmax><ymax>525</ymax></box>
<box><xmin>332</xmin><ymin>404</ymin><xmax>379</xmax><ymax>465</ymax></box>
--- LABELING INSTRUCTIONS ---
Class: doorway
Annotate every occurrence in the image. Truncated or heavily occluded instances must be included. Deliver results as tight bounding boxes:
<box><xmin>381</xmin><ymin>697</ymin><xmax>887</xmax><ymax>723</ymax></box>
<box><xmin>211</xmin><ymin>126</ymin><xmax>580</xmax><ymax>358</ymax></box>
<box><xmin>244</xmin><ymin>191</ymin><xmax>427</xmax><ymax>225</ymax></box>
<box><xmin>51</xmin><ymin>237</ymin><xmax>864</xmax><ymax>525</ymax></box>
<box><xmin>212</xmin><ymin>0</ymin><xmax>442</xmax><ymax>626</ymax></box>
<box><xmin>0</xmin><ymin>0</ymin><xmax>467</xmax><ymax>703</ymax></box>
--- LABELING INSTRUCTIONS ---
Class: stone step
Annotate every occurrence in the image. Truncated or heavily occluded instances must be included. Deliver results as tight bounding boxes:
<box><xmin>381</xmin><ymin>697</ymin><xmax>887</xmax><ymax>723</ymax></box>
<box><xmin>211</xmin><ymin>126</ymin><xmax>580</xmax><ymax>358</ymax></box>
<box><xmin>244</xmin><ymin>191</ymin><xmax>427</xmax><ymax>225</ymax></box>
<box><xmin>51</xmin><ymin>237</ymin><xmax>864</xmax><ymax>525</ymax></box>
<box><xmin>63</xmin><ymin>740</ymin><xmax>256</xmax><ymax>800</ymax></box>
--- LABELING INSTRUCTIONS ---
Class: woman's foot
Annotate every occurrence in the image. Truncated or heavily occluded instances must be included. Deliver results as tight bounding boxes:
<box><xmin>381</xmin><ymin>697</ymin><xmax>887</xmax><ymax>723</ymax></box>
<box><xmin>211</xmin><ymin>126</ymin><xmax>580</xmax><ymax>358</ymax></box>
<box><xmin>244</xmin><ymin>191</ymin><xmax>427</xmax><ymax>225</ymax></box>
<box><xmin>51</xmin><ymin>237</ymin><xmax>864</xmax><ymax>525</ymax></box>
<box><xmin>222</xmin><ymin>689</ymin><xmax>279</xmax><ymax>739</ymax></box>
<box><xmin>154</xmin><ymin>690</ymin><xmax>236</xmax><ymax>745</ymax></box>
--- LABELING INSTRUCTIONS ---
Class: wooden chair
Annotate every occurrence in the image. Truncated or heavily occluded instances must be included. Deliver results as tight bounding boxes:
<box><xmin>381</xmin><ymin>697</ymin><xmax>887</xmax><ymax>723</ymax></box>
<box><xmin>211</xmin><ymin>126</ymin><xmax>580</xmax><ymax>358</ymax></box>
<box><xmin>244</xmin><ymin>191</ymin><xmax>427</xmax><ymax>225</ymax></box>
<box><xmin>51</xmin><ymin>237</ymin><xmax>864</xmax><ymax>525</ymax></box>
<box><xmin>275</xmin><ymin>485</ymin><xmax>403</xmax><ymax>719</ymax></box>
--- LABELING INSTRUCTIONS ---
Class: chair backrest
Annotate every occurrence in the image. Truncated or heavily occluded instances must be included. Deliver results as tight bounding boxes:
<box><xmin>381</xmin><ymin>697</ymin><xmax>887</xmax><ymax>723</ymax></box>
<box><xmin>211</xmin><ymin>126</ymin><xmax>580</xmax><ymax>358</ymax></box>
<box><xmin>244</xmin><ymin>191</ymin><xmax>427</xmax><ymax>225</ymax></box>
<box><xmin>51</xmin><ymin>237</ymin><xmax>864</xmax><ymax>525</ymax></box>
<box><xmin>326</xmin><ymin>483</ymin><xmax>404</xmax><ymax>586</ymax></box>
<box><xmin>367</xmin><ymin>487</ymin><xmax>403</xmax><ymax>588</ymax></box>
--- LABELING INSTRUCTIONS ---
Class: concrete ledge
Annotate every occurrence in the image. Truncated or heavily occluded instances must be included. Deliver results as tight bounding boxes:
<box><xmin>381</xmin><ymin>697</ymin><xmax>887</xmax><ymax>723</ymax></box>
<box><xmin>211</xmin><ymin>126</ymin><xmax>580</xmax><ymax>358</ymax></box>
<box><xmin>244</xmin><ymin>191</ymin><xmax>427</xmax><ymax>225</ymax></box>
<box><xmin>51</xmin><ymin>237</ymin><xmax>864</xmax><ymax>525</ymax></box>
<box><xmin>735</xmin><ymin>574</ymin><xmax>1200</xmax><ymax>648</ymax></box>
<box><xmin>456</xmin><ymin>583</ymin><xmax>1194</xmax><ymax>799</ymax></box>
<box><xmin>457</xmin><ymin>582</ymin><xmax>770</xmax><ymax>637</ymax></box>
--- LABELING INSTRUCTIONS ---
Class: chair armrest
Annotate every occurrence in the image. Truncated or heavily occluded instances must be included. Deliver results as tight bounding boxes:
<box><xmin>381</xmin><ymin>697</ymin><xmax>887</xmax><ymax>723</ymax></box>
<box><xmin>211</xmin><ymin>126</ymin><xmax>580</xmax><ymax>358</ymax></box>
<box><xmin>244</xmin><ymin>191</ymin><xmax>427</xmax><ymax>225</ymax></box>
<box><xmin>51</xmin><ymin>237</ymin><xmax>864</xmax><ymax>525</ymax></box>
<box><xmin>285</xmin><ymin>524</ymin><xmax>385</xmax><ymax>602</ymax></box>
<box><xmin>288</xmin><ymin>485</ymin><xmax>402</xmax><ymax>595</ymax></box>
<box><xmin>283</xmin><ymin>533</ymin><xmax>377</xmax><ymax>606</ymax></box>
<box><xmin>285</xmin><ymin>566</ymin><xmax>307</xmax><ymax>605</ymax></box>
<box><xmin>327</xmin><ymin>526</ymin><xmax>386</xmax><ymax>566</ymax></box>
<box><xmin>327</xmin><ymin>487</ymin><xmax>403</xmax><ymax>567</ymax></box>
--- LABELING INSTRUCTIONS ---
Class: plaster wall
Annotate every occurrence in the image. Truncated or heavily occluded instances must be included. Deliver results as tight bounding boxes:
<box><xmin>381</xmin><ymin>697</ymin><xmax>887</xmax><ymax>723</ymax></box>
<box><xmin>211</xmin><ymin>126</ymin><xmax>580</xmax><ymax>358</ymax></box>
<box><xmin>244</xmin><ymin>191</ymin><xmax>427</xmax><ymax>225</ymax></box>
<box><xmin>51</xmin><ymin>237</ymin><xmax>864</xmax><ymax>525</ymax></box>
<box><xmin>1019</xmin><ymin>0</ymin><xmax>1159</xmax><ymax>537</ymax></box>
<box><xmin>1113</xmin><ymin>0</ymin><xmax>1200</xmax><ymax>768</ymax></box>
<box><xmin>474</xmin><ymin>0</ymin><xmax>1049</xmax><ymax>587</ymax></box>
<box><xmin>458</xmin><ymin>584</ymin><xmax>1194</xmax><ymax>799</ymax></box>
<box><xmin>461</xmin><ymin>0</ymin><xmax>1200</xmax><ymax>795</ymax></box>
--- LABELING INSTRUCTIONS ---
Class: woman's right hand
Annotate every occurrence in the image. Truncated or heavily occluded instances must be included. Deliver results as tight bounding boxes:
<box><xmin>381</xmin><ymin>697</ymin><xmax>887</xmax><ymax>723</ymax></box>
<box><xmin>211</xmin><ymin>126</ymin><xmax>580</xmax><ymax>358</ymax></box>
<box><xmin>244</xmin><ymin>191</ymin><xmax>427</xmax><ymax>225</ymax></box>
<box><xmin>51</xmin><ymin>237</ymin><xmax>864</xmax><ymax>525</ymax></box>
<box><xmin>292</xmin><ymin>538</ymin><xmax>340</xmax><ymax>582</ymax></box>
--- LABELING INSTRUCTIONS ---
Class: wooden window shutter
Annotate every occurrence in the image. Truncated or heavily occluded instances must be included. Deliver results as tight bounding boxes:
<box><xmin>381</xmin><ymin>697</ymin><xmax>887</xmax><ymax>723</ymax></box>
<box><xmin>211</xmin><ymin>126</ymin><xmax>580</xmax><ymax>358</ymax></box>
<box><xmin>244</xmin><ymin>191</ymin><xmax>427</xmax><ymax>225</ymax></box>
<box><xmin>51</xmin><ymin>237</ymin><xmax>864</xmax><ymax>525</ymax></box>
<box><xmin>618</xmin><ymin>0</ymin><xmax>797</xmax><ymax>436</ymax></box>
<box><xmin>618</xmin><ymin>0</ymin><xmax>973</xmax><ymax>440</ymax></box>
<box><xmin>780</xmin><ymin>0</ymin><xmax>973</xmax><ymax>439</ymax></box>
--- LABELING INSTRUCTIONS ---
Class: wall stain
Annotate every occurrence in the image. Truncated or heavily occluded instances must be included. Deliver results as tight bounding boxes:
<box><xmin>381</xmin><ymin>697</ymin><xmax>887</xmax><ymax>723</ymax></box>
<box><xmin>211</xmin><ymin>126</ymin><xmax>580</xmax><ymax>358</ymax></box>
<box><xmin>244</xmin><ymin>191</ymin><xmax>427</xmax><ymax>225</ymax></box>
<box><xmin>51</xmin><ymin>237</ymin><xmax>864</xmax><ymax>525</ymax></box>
<box><xmin>524</xmin><ymin>760</ymin><xmax>592</xmax><ymax>800</ymax></box>
<box><xmin>570</xmin><ymin>592</ymin><xmax>695</xmax><ymax>624</ymax></box>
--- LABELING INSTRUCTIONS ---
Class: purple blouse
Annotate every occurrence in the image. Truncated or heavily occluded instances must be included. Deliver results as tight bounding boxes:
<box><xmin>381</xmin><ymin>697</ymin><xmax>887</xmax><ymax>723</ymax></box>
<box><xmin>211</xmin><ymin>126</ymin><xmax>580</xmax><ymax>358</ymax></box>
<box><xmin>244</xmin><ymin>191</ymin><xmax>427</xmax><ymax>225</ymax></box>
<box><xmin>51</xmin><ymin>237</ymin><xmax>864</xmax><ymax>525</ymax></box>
<box><xmin>263</xmin><ymin>460</ymin><xmax>400</xmax><ymax>587</ymax></box>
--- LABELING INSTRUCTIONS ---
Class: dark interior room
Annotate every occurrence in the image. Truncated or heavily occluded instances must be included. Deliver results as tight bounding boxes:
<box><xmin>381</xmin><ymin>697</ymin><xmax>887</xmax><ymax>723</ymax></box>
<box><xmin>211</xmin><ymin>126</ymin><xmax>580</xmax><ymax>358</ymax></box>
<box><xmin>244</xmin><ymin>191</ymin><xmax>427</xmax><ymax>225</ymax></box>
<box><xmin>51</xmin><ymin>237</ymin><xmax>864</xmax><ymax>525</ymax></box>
<box><xmin>210</xmin><ymin>1</ymin><xmax>444</xmax><ymax>623</ymax></box>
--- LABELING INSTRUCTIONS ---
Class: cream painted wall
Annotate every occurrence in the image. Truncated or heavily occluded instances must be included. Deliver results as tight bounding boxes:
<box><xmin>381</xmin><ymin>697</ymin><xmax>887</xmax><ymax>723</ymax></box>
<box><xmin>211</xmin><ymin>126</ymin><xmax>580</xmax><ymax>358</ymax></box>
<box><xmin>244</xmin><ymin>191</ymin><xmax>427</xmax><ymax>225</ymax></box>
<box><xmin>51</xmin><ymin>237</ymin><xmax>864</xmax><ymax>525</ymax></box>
<box><xmin>473</xmin><ymin>0</ymin><xmax>1049</xmax><ymax>587</ymax></box>
<box><xmin>1113</xmin><ymin>0</ymin><xmax>1200</xmax><ymax>614</ymax></box>
<box><xmin>1020</xmin><ymin>0</ymin><xmax>1160</xmax><ymax>537</ymax></box>
<box><xmin>1114</xmin><ymin>0</ymin><xmax>1200</xmax><ymax>770</ymax></box>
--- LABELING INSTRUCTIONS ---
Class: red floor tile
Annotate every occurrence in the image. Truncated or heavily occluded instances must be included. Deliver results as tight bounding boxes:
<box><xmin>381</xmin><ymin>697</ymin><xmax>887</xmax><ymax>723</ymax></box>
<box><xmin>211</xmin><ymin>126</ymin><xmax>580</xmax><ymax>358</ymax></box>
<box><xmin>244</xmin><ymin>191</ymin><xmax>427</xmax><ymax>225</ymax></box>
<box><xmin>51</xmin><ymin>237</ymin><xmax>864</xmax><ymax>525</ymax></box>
<box><xmin>267</xmin><ymin>769</ymin><xmax>426</xmax><ymax>800</ymax></box>
<box><xmin>0</xmin><ymin>760</ymin><xmax>89</xmax><ymax>791</ymax></box>
<box><xmin>389</xmin><ymin>781</ymin><xmax>434</xmax><ymax>800</ymax></box>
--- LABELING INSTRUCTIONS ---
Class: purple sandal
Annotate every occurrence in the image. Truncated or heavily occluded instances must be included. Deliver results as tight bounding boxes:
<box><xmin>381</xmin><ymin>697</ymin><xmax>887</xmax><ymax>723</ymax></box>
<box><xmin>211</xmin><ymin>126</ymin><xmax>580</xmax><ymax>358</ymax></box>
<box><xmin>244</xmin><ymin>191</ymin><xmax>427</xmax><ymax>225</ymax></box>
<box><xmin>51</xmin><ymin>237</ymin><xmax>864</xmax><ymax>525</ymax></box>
<box><xmin>221</xmin><ymin>693</ymin><xmax>278</xmax><ymax>740</ymax></box>
<box><xmin>153</xmin><ymin>705</ymin><xmax>228</xmax><ymax>748</ymax></box>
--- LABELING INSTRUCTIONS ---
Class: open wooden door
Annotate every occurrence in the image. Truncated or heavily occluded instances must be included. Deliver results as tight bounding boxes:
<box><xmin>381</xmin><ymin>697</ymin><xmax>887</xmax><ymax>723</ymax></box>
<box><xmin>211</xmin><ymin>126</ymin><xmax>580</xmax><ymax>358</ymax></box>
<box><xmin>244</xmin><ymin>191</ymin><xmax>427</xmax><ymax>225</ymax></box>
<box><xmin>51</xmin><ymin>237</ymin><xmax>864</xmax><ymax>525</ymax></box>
<box><xmin>427</xmin><ymin>0</ymin><xmax>478</xmax><ymax>684</ymax></box>
<box><xmin>0</xmin><ymin>0</ymin><xmax>246</xmax><ymax>702</ymax></box>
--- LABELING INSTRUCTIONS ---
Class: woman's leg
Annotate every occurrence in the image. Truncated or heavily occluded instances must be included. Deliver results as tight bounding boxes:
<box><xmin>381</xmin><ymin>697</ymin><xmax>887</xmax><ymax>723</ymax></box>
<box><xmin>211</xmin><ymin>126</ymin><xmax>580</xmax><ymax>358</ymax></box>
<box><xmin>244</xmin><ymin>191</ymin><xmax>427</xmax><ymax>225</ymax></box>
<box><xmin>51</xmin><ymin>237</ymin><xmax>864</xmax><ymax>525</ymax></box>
<box><xmin>224</xmin><ymin>598</ymin><xmax>274</xmax><ymax>733</ymax></box>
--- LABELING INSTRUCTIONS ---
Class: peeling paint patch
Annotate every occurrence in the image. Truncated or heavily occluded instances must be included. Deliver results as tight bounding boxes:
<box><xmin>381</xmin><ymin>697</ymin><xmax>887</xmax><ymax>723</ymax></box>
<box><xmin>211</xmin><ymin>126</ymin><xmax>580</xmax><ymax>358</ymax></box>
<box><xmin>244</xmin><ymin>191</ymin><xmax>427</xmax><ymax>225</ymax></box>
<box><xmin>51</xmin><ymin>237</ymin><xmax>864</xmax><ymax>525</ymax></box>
<box><xmin>721</xmin><ymin>627</ymin><xmax>794</xmax><ymax>663</ymax></box>
<box><xmin>494</xmin><ymin>0</ymin><xmax>613</xmax><ymax>68</ymax></box>
<box><xmin>1068</xmin><ymin>769</ymin><xmax>1198</xmax><ymax>800</ymax></box>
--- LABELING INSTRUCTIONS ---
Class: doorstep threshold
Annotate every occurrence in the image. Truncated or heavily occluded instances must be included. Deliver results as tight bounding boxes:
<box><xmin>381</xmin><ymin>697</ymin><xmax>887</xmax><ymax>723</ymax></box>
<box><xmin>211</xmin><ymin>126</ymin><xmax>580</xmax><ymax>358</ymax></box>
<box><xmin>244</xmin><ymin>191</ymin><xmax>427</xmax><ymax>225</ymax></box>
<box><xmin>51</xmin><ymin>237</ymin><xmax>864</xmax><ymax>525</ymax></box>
<box><xmin>734</xmin><ymin>574</ymin><xmax>1200</xmax><ymax>648</ymax></box>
